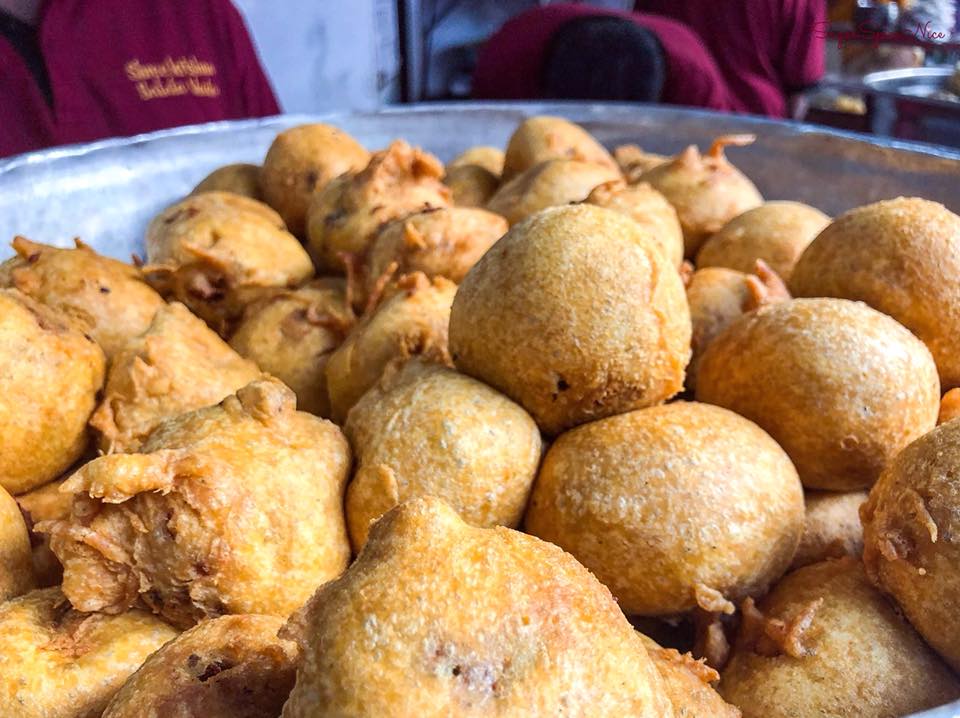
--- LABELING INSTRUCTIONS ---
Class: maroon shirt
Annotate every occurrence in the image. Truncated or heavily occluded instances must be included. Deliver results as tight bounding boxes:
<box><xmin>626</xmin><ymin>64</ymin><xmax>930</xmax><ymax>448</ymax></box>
<box><xmin>472</xmin><ymin>4</ymin><xmax>743</xmax><ymax>112</ymax></box>
<box><xmin>635</xmin><ymin>0</ymin><xmax>826</xmax><ymax>117</ymax></box>
<box><xmin>0</xmin><ymin>0</ymin><xmax>279</xmax><ymax>158</ymax></box>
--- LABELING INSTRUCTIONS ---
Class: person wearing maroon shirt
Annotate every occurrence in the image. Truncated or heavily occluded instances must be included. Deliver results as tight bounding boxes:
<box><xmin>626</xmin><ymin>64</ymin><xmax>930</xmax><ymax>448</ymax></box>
<box><xmin>0</xmin><ymin>0</ymin><xmax>279</xmax><ymax>158</ymax></box>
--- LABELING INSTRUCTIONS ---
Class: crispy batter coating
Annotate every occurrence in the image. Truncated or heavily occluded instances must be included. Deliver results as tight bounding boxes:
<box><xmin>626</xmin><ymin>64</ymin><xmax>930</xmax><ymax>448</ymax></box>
<box><xmin>791</xmin><ymin>490</ymin><xmax>867</xmax><ymax>571</ymax></box>
<box><xmin>344</xmin><ymin>359</ymin><xmax>541</xmax><ymax>549</ymax></box>
<box><xmin>447</xmin><ymin>146</ymin><xmax>505</xmax><ymax>176</ymax></box>
<box><xmin>525</xmin><ymin>402</ymin><xmax>804</xmax><ymax>616</ymax></box>
<box><xmin>696</xmin><ymin>298</ymin><xmax>940</xmax><ymax>490</ymax></box>
<box><xmin>47</xmin><ymin>380</ymin><xmax>351</xmax><ymax>629</ymax></box>
<box><xmin>306</xmin><ymin>140</ymin><xmax>452</xmax><ymax>274</ymax></box>
<box><xmin>192</xmin><ymin>163</ymin><xmax>264</xmax><ymax>201</ymax></box>
<box><xmin>640</xmin><ymin>136</ymin><xmax>763</xmax><ymax>258</ymax></box>
<box><xmin>0</xmin><ymin>484</ymin><xmax>35</xmax><ymax>601</ymax></box>
<box><xmin>614</xmin><ymin>143</ymin><xmax>669</xmax><ymax>181</ymax></box>
<box><xmin>143</xmin><ymin>191</ymin><xmax>314</xmax><ymax>335</ymax></box>
<box><xmin>486</xmin><ymin>158</ymin><xmax>621</xmax><ymax>226</ymax></box>
<box><xmin>90</xmin><ymin>302</ymin><xmax>262</xmax><ymax>453</ymax></box>
<box><xmin>790</xmin><ymin>197</ymin><xmax>960</xmax><ymax>389</ymax></box>
<box><xmin>325</xmin><ymin>273</ymin><xmax>456</xmax><ymax>424</ymax></box>
<box><xmin>0</xmin><ymin>289</ymin><xmax>105</xmax><ymax>494</ymax></box>
<box><xmin>696</xmin><ymin>201</ymin><xmax>830</xmax><ymax>281</ymax></box>
<box><xmin>102</xmin><ymin>614</ymin><xmax>299</xmax><ymax>718</ymax></box>
<box><xmin>0</xmin><ymin>587</ymin><xmax>178</xmax><ymax>718</ymax></box>
<box><xmin>940</xmin><ymin>388</ymin><xmax>960</xmax><ymax>424</ymax></box>
<box><xmin>0</xmin><ymin>236</ymin><xmax>165</xmax><ymax>360</ymax></box>
<box><xmin>229</xmin><ymin>279</ymin><xmax>353</xmax><ymax>417</ymax></box>
<box><xmin>14</xmin><ymin>479</ymin><xmax>69</xmax><ymax>589</ymax></box>
<box><xmin>583</xmin><ymin>179</ymin><xmax>684</xmax><ymax>268</ymax></box>
<box><xmin>444</xmin><ymin>147</ymin><xmax>504</xmax><ymax>207</ymax></box>
<box><xmin>260</xmin><ymin>123</ymin><xmax>370</xmax><ymax>237</ymax></box>
<box><xmin>861</xmin><ymin>418</ymin><xmax>960</xmax><ymax>672</ymax></box>
<box><xmin>449</xmin><ymin>204</ymin><xmax>690</xmax><ymax>436</ymax></box>
<box><xmin>720</xmin><ymin>558</ymin><xmax>960</xmax><ymax>717</ymax></box>
<box><xmin>281</xmin><ymin>497</ymin><xmax>673</xmax><ymax>717</ymax></box>
<box><xmin>501</xmin><ymin>115</ymin><xmax>619</xmax><ymax>182</ymax></box>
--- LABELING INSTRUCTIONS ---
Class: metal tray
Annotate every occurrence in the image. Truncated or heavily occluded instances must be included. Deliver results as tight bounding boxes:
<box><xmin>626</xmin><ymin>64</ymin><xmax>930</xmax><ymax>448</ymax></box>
<box><xmin>863</xmin><ymin>67</ymin><xmax>960</xmax><ymax>148</ymax></box>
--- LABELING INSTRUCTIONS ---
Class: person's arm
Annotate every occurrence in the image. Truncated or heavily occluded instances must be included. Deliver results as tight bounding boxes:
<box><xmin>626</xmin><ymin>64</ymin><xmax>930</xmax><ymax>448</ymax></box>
<box><xmin>780</xmin><ymin>0</ymin><xmax>827</xmax><ymax>93</ymax></box>
<box><xmin>221</xmin><ymin>0</ymin><xmax>280</xmax><ymax>116</ymax></box>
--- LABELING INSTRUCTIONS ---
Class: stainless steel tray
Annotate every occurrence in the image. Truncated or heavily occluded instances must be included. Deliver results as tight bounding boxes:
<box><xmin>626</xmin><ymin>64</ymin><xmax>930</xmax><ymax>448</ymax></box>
<box><xmin>863</xmin><ymin>67</ymin><xmax>960</xmax><ymax>148</ymax></box>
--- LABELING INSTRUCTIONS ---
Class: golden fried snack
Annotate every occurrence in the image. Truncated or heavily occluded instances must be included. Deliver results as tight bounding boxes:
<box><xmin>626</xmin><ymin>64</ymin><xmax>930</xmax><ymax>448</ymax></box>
<box><xmin>0</xmin><ymin>289</ymin><xmax>105</xmax><ymax>494</ymax></box>
<box><xmin>281</xmin><ymin>497</ymin><xmax>673</xmax><ymax>717</ymax></box>
<box><xmin>584</xmin><ymin>179</ymin><xmax>684</xmax><ymax>268</ymax></box>
<box><xmin>306</xmin><ymin>140</ymin><xmax>452</xmax><ymax>274</ymax></box>
<box><xmin>640</xmin><ymin>135</ymin><xmax>763</xmax><ymax>258</ymax></box>
<box><xmin>365</xmin><ymin>207</ymin><xmax>507</xmax><ymax>290</ymax></box>
<box><xmin>102</xmin><ymin>614</ymin><xmax>298</xmax><ymax>718</ymax></box>
<box><xmin>447</xmin><ymin>146</ymin><xmax>505</xmax><ymax>176</ymax></box>
<box><xmin>192</xmin><ymin>163</ymin><xmax>264</xmax><ymax>201</ymax></box>
<box><xmin>46</xmin><ymin>380</ymin><xmax>351</xmax><ymax>629</ymax></box>
<box><xmin>325</xmin><ymin>273</ymin><xmax>456</xmax><ymax>424</ymax></box>
<box><xmin>143</xmin><ymin>191</ymin><xmax>314</xmax><ymax>335</ymax></box>
<box><xmin>613</xmin><ymin>143</ymin><xmax>669</xmax><ymax>181</ymax></box>
<box><xmin>486</xmin><ymin>158</ymin><xmax>621</xmax><ymax>226</ymax></box>
<box><xmin>790</xmin><ymin>197</ymin><xmax>960</xmax><ymax>388</ymax></box>
<box><xmin>0</xmin><ymin>236</ymin><xmax>165</xmax><ymax>360</ymax></box>
<box><xmin>90</xmin><ymin>302</ymin><xmax>261</xmax><ymax>453</ymax></box>
<box><xmin>719</xmin><ymin>558</ymin><xmax>960</xmax><ymax>718</ymax></box>
<box><xmin>260</xmin><ymin>123</ymin><xmax>370</xmax><ymax>237</ymax></box>
<box><xmin>940</xmin><ymin>388</ymin><xmax>960</xmax><ymax>424</ymax></box>
<box><xmin>696</xmin><ymin>298</ymin><xmax>940</xmax><ymax>490</ymax></box>
<box><xmin>344</xmin><ymin>359</ymin><xmax>541</xmax><ymax>549</ymax></box>
<box><xmin>229</xmin><ymin>279</ymin><xmax>353</xmax><ymax>417</ymax></box>
<box><xmin>14</xmin><ymin>479</ymin><xmax>69</xmax><ymax>588</ymax></box>
<box><xmin>639</xmin><ymin>634</ymin><xmax>741</xmax><ymax>718</ymax></box>
<box><xmin>525</xmin><ymin>402</ymin><xmax>804</xmax><ymax>616</ymax></box>
<box><xmin>0</xmin><ymin>587</ymin><xmax>178</xmax><ymax>718</ymax></box>
<box><xmin>791</xmin><ymin>490</ymin><xmax>866</xmax><ymax>571</ymax></box>
<box><xmin>861</xmin><ymin>418</ymin><xmax>960</xmax><ymax>671</ymax></box>
<box><xmin>501</xmin><ymin>115</ymin><xmax>619</xmax><ymax>181</ymax></box>
<box><xmin>449</xmin><ymin>205</ymin><xmax>690</xmax><ymax>436</ymax></box>
<box><xmin>0</xmin><ymin>484</ymin><xmax>34</xmax><ymax>601</ymax></box>
<box><xmin>444</xmin><ymin>147</ymin><xmax>504</xmax><ymax>207</ymax></box>
<box><xmin>696</xmin><ymin>201</ymin><xmax>830</xmax><ymax>281</ymax></box>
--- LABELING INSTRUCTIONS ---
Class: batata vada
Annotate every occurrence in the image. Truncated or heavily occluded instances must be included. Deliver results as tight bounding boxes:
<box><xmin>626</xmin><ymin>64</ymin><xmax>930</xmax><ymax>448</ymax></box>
<box><xmin>449</xmin><ymin>204</ymin><xmax>690</xmax><ymax>436</ymax></box>
<box><xmin>501</xmin><ymin>115</ymin><xmax>619</xmax><ymax>181</ymax></box>
<box><xmin>719</xmin><ymin>558</ymin><xmax>960</xmax><ymax>718</ymax></box>
<box><xmin>444</xmin><ymin>146</ymin><xmax>505</xmax><ymax>208</ymax></box>
<box><xmin>696</xmin><ymin>298</ymin><xmax>940</xmax><ymax>490</ymax></box>
<box><xmin>525</xmin><ymin>401</ymin><xmax>804</xmax><ymax>616</ymax></box>
<box><xmin>447</xmin><ymin>146</ymin><xmax>505</xmax><ymax>176</ymax></box>
<box><xmin>790</xmin><ymin>197</ymin><xmax>960</xmax><ymax>388</ymax></box>
<box><xmin>791</xmin><ymin>491</ymin><xmax>867</xmax><ymax>570</ymax></box>
<box><xmin>47</xmin><ymin>379</ymin><xmax>352</xmax><ymax>629</ymax></box>
<box><xmin>260</xmin><ymin>123</ymin><xmax>370</xmax><ymax>237</ymax></box>
<box><xmin>16</xmin><ymin>478</ymin><xmax>71</xmax><ymax>588</ymax></box>
<box><xmin>281</xmin><ymin>496</ymin><xmax>673</xmax><ymax>717</ymax></box>
<box><xmin>0</xmin><ymin>484</ymin><xmax>35</xmax><ymax>601</ymax></box>
<box><xmin>192</xmin><ymin>163</ymin><xmax>264</xmax><ymax>201</ymax></box>
<box><xmin>0</xmin><ymin>587</ymin><xmax>178</xmax><ymax>718</ymax></box>
<box><xmin>344</xmin><ymin>359</ymin><xmax>541</xmax><ymax>549</ymax></box>
<box><xmin>0</xmin><ymin>289</ymin><xmax>105</xmax><ymax>494</ymax></box>
<box><xmin>940</xmin><ymin>388</ymin><xmax>960</xmax><ymax>424</ymax></box>
<box><xmin>102</xmin><ymin>614</ymin><xmax>298</xmax><ymax>718</ymax></box>
<box><xmin>614</xmin><ymin>143</ymin><xmax>669</xmax><ymax>181</ymax></box>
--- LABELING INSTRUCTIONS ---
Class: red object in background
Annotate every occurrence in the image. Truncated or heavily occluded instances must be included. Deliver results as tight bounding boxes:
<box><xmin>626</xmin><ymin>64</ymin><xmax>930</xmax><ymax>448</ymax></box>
<box><xmin>472</xmin><ymin>4</ymin><xmax>744</xmax><ymax>113</ymax></box>
<box><xmin>635</xmin><ymin>0</ymin><xmax>826</xmax><ymax>117</ymax></box>
<box><xmin>0</xmin><ymin>0</ymin><xmax>279</xmax><ymax>159</ymax></box>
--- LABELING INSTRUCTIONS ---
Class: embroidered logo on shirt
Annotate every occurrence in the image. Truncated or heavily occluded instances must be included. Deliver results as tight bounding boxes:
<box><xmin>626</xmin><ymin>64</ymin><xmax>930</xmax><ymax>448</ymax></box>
<box><xmin>125</xmin><ymin>56</ymin><xmax>221</xmax><ymax>100</ymax></box>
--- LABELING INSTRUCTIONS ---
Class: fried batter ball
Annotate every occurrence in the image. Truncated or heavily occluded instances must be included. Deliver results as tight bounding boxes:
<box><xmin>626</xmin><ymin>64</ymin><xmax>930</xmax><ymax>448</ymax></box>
<box><xmin>344</xmin><ymin>359</ymin><xmax>541</xmax><ymax>550</ymax></box>
<box><xmin>260</xmin><ymin>123</ymin><xmax>370</xmax><ymax>237</ymax></box>
<box><xmin>861</xmin><ymin>418</ymin><xmax>960</xmax><ymax>672</ymax></box>
<box><xmin>449</xmin><ymin>205</ymin><xmax>690</xmax><ymax>436</ymax></box>
<box><xmin>444</xmin><ymin>147</ymin><xmax>505</xmax><ymax>208</ymax></box>
<box><xmin>696</xmin><ymin>201</ymin><xmax>830</xmax><ymax>281</ymax></box>
<box><xmin>640</xmin><ymin>136</ymin><xmax>763</xmax><ymax>258</ymax></box>
<box><xmin>940</xmin><ymin>388</ymin><xmax>960</xmax><ymax>424</ymax></box>
<box><xmin>281</xmin><ymin>496</ymin><xmax>673</xmax><ymax>717</ymax></box>
<box><xmin>501</xmin><ymin>115</ymin><xmax>619</xmax><ymax>181</ymax></box>
<box><xmin>0</xmin><ymin>587</ymin><xmax>178</xmax><ymax>718</ymax></box>
<box><xmin>102</xmin><ymin>614</ymin><xmax>299</xmax><ymax>718</ymax></box>
<box><xmin>719</xmin><ymin>558</ymin><xmax>960</xmax><ymax>718</ymax></box>
<box><xmin>90</xmin><ymin>302</ymin><xmax>261</xmax><ymax>453</ymax></box>
<box><xmin>696</xmin><ymin>298</ymin><xmax>940</xmax><ymax>490</ymax></box>
<box><xmin>525</xmin><ymin>402</ymin><xmax>804</xmax><ymax>616</ymax></box>
<box><xmin>790</xmin><ymin>197</ymin><xmax>960</xmax><ymax>389</ymax></box>
<box><xmin>46</xmin><ymin>380</ymin><xmax>352</xmax><ymax>629</ymax></box>
<box><xmin>365</xmin><ymin>207</ymin><xmax>507</xmax><ymax>291</ymax></box>
<box><xmin>14</xmin><ymin>479</ymin><xmax>69</xmax><ymax>588</ymax></box>
<box><xmin>0</xmin><ymin>236</ymin><xmax>165</xmax><ymax>360</ymax></box>
<box><xmin>485</xmin><ymin>158</ymin><xmax>621</xmax><ymax>226</ymax></box>
<box><xmin>613</xmin><ymin>143</ymin><xmax>669</xmax><ymax>181</ymax></box>
<box><xmin>584</xmin><ymin>179</ymin><xmax>684</xmax><ymax>268</ymax></box>
<box><xmin>0</xmin><ymin>484</ymin><xmax>34</xmax><ymax>601</ymax></box>
<box><xmin>192</xmin><ymin>163</ymin><xmax>264</xmax><ymax>201</ymax></box>
<box><xmin>448</xmin><ymin>146</ymin><xmax>505</xmax><ymax>176</ymax></box>
<box><xmin>325</xmin><ymin>273</ymin><xmax>456</xmax><ymax>424</ymax></box>
<box><xmin>791</xmin><ymin>491</ymin><xmax>866</xmax><ymax>571</ymax></box>
<box><xmin>229</xmin><ymin>279</ymin><xmax>353</xmax><ymax>417</ymax></box>
<box><xmin>143</xmin><ymin>191</ymin><xmax>314</xmax><ymax>335</ymax></box>
<box><xmin>0</xmin><ymin>289</ymin><xmax>105</xmax><ymax>494</ymax></box>
<box><xmin>306</xmin><ymin>140</ymin><xmax>453</xmax><ymax>274</ymax></box>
